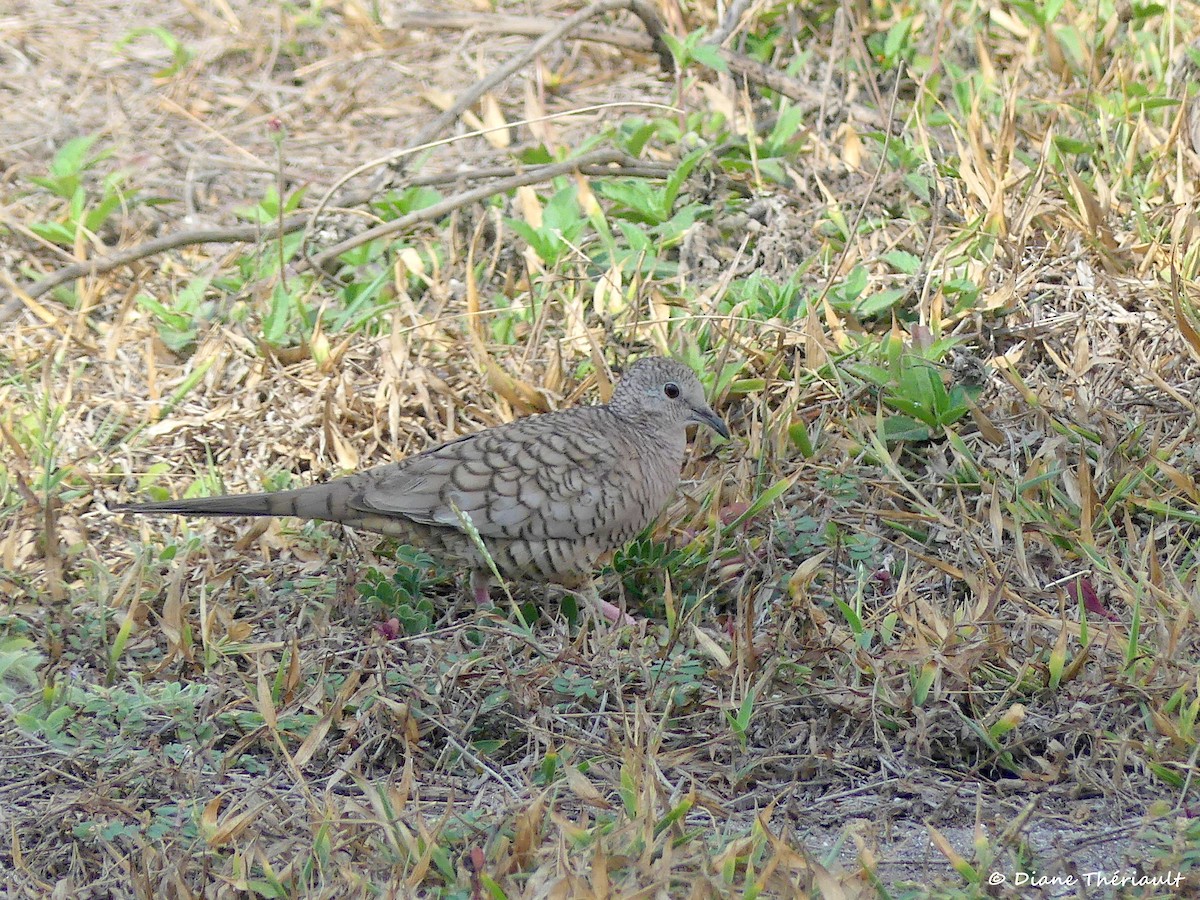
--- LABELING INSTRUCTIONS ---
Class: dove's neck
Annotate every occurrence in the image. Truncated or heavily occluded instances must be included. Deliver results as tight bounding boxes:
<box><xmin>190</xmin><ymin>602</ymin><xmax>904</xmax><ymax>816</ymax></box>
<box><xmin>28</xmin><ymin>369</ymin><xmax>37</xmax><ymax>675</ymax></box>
<box><xmin>614</xmin><ymin>410</ymin><xmax>688</xmax><ymax>466</ymax></box>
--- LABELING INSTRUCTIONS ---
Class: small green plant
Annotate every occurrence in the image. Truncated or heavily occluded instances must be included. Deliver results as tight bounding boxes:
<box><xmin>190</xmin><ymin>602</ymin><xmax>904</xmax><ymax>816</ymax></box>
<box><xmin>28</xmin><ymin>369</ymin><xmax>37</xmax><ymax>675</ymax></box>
<box><xmin>865</xmin><ymin>10</ymin><xmax>921</xmax><ymax>71</ymax></box>
<box><xmin>485</xmin><ymin>289</ymin><xmax>539</xmax><ymax>346</ymax></box>
<box><xmin>717</xmin><ymin>102</ymin><xmax>809</xmax><ymax>186</ymax></box>
<box><xmin>355</xmin><ymin>550</ymin><xmax>438</xmax><ymax>634</ymax></box>
<box><xmin>259</xmin><ymin>281</ymin><xmax>310</xmax><ymax>347</ymax></box>
<box><xmin>725</xmin><ymin>690</ymin><xmax>756</xmax><ymax>751</ymax></box>
<box><xmin>371</xmin><ymin>185</ymin><xmax>443</xmax><ymax>220</ymax></box>
<box><xmin>135</xmin><ymin>275</ymin><xmax>215</xmax><ymax>353</ymax></box>
<box><xmin>660</xmin><ymin>28</ymin><xmax>729</xmax><ymax>75</ymax></box>
<box><xmin>226</xmin><ymin>186</ymin><xmax>308</xmax><ymax>296</ymax></box>
<box><xmin>551</xmin><ymin>668</ymin><xmax>600</xmax><ymax>703</ymax></box>
<box><xmin>26</xmin><ymin>134</ymin><xmax>140</xmax><ymax>248</ymax></box>
<box><xmin>772</xmin><ymin>511</ymin><xmax>825</xmax><ymax>558</ymax></box>
<box><xmin>0</xmin><ymin>635</ymin><xmax>43</xmax><ymax>704</ymax></box>
<box><xmin>882</xmin><ymin>358</ymin><xmax>975</xmax><ymax>437</ymax></box>
<box><xmin>721</xmin><ymin>271</ymin><xmax>810</xmax><ymax>321</ymax></box>
<box><xmin>8</xmin><ymin>384</ymin><xmax>83</xmax><ymax>528</ymax></box>
<box><xmin>14</xmin><ymin>677</ymin><xmax>211</xmax><ymax>754</ymax></box>
<box><xmin>1146</xmin><ymin>813</ymin><xmax>1200</xmax><ymax>879</ymax></box>
<box><xmin>861</xmin><ymin>129</ymin><xmax>937</xmax><ymax>206</ymax></box>
<box><xmin>649</xmin><ymin>649</ymin><xmax>709</xmax><ymax>708</ymax></box>
<box><xmin>505</xmin><ymin>185</ymin><xmax>589</xmax><ymax>267</ymax></box>
<box><xmin>596</xmin><ymin>147</ymin><xmax>706</xmax><ymax>227</ymax></box>
<box><xmin>233</xmin><ymin>185</ymin><xmax>306</xmax><ymax>226</ymax></box>
<box><xmin>611</xmin><ymin>533</ymin><xmax>701</xmax><ymax>610</ymax></box>
<box><xmin>73</xmin><ymin>800</ymin><xmax>202</xmax><ymax>845</ymax></box>
<box><xmin>845</xmin><ymin>335</ymin><xmax>983</xmax><ymax>442</ymax></box>
<box><xmin>115</xmin><ymin>26</ymin><xmax>193</xmax><ymax>78</ymax></box>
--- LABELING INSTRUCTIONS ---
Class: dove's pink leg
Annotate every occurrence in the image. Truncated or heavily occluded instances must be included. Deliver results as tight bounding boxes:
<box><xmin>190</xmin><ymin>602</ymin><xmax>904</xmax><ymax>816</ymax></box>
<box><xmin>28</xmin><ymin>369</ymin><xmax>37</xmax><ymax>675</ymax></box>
<box><xmin>596</xmin><ymin>598</ymin><xmax>636</xmax><ymax>626</ymax></box>
<box><xmin>470</xmin><ymin>570</ymin><xmax>492</xmax><ymax>607</ymax></box>
<box><xmin>585</xmin><ymin>583</ymin><xmax>636</xmax><ymax>626</ymax></box>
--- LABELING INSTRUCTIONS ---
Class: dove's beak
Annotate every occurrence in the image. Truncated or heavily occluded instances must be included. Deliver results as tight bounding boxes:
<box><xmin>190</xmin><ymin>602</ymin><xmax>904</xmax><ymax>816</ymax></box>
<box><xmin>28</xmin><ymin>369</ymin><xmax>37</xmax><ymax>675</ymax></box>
<box><xmin>690</xmin><ymin>403</ymin><xmax>730</xmax><ymax>439</ymax></box>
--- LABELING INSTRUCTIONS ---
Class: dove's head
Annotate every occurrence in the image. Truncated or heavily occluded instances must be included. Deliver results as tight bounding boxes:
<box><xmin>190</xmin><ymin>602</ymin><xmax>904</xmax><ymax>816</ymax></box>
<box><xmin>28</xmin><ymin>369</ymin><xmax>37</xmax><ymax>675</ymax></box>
<box><xmin>609</xmin><ymin>357</ymin><xmax>729</xmax><ymax>439</ymax></box>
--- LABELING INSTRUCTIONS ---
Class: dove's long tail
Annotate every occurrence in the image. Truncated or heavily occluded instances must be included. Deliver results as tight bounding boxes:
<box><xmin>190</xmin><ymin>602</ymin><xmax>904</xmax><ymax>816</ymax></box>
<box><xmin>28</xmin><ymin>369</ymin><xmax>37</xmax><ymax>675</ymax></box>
<box><xmin>113</xmin><ymin>483</ymin><xmax>351</xmax><ymax>522</ymax></box>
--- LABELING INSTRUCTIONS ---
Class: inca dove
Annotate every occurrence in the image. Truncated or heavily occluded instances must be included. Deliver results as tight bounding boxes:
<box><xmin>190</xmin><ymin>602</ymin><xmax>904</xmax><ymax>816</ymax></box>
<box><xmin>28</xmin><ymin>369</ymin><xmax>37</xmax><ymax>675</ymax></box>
<box><xmin>114</xmin><ymin>356</ymin><xmax>728</xmax><ymax>622</ymax></box>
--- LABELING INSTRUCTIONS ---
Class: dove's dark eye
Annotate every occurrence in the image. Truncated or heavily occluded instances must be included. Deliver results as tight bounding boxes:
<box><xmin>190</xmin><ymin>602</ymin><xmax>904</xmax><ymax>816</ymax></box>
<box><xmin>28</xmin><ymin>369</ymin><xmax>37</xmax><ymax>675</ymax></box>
<box><xmin>664</xmin><ymin>382</ymin><xmax>680</xmax><ymax>399</ymax></box>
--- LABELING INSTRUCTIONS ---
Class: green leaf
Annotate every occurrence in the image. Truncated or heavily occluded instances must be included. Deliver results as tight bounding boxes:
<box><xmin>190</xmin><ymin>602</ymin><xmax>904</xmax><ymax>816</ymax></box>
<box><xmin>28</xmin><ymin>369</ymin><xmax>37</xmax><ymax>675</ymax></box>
<box><xmin>116</xmin><ymin>26</ymin><xmax>193</xmax><ymax>77</ymax></box>
<box><xmin>616</xmin><ymin>221</ymin><xmax>654</xmax><ymax>254</ymax></box>
<box><xmin>883</xmin><ymin>250</ymin><xmax>921</xmax><ymax>274</ymax></box>
<box><xmin>911</xmin><ymin>662</ymin><xmax>936</xmax><ymax>706</ymax></box>
<box><xmin>598</xmin><ymin>180</ymin><xmax>659</xmax><ymax>220</ymax></box>
<box><xmin>724</xmin><ymin>477</ymin><xmax>792</xmax><ymax>532</ymax></box>
<box><xmin>84</xmin><ymin>190</ymin><xmax>125</xmax><ymax>233</ymax></box>
<box><xmin>883</xmin><ymin>17</ymin><xmax>913</xmax><ymax>61</ymax></box>
<box><xmin>828</xmin><ymin>266</ymin><xmax>869</xmax><ymax>309</ymax></box>
<box><xmin>690</xmin><ymin>43</ymin><xmax>728</xmax><ymax>73</ymax></box>
<box><xmin>1041</xmin><ymin>0</ymin><xmax>1066</xmax><ymax>24</ymax></box>
<box><xmin>659</xmin><ymin>33</ymin><xmax>686</xmax><ymax>66</ymax></box>
<box><xmin>788</xmin><ymin>422</ymin><xmax>813</xmax><ymax>457</ymax></box>
<box><xmin>754</xmin><ymin>158</ymin><xmax>788</xmax><ymax>185</ymax></box>
<box><xmin>617</xmin><ymin>119</ymin><xmax>657</xmax><ymax>157</ymax></box>
<box><xmin>880</xmin><ymin>415</ymin><xmax>932</xmax><ymax>443</ymax></box>
<box><xmin>844</xmin><ymin>361</ymin><xmax>893</xmax><ymax>388</ymax></box>
<box><xmin>1147</xmin><ymin>762</ymin><xmax>1184</xmax><ymax>788</ymax></box>
<box><xmin>885</xmin><ymin>395</ymin><xmax>934</xmax><ymax>427</ymax></box>
<box><xmin>856</xmin><ymin>287</ymin><xmax>907</xmax><ymax>318</ymax></box>
<box><xmin>654</xmin><ymin>794</ymin><xmax>694</xmax><ymax>836</ymax></box>
<box><xmin>52</xmin><ymin>134</ymin><xmax>102</xmax><ymax>179</ymax></box>
<box><xmin>27</xmin><ymin>222</ymin><xmax>76</xmax><ymax>245</ymax></box>
<box><xmin>833</xmin><ymin>598</ymin><xmax>864</xmax><ymax>635</ymax></box>
<box><xmin>1053</xmin><ymin>135</ymin><xmax>1093</xmax><ymax>155</ymax></box>
<box><xmin>135</xmin><ymin>294</ymin><xmax>188</xmax><ymax>331</ymax></box>
<box><xmin>663</xmin><ymin>148</ymin><xmax>707</xmax><ymax>212</ymax></box>
<box><xmin>29</xmin><ymin>174</ymin><xmax>80</xmax><ymax>200</ymax></box>
<box><xmin>764</xmin><ymin>104</ymin><xmax>806</xmax><ymax>154</ymax></box>
<box><xmin>261</xmin><ymin>284</ymin><xmax>293</xmax><ymax>345</ymax></box>
<box><xmin>541</xmin><ymin>186</ymin><xmax>583</xmax><ymax>236</ymax></box>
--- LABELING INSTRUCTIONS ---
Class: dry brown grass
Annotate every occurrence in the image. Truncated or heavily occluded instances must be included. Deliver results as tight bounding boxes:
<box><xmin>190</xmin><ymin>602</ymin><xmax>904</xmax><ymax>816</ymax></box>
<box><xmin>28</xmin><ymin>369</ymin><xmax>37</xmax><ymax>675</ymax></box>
<box><xmin>4</xmin><ymin>0</ymin><xmax>1200</xmax><ymax>897</ymax></box>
